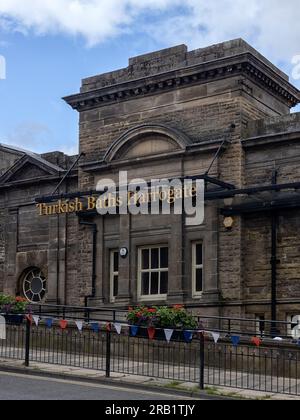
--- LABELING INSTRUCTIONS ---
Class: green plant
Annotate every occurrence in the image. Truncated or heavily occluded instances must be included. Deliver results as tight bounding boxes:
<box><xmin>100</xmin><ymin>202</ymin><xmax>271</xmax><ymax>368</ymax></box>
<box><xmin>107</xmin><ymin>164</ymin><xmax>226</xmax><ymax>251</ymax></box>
<box><xmin>127</xmin><ymin>305</ymin><xmax>198</xmax><ymax>330</ymax></box>
<box><xmin>0</xmin><ymin>294</ymin><xmax>31</xmax><ymax>314</ymax></box>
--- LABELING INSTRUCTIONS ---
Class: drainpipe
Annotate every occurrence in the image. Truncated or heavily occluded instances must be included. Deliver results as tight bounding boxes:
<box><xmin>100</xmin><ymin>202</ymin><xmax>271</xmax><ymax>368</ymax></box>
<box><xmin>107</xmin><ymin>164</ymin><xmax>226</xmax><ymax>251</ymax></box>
<box><xmin>79</xmin><ymin>220</ymin><xmax>97</xmax><ymax>306</ymax></box>
<box><xmin>271</xmin><ymin>170</ymin><xmax>279</xmax><ymax>336</ymax></box>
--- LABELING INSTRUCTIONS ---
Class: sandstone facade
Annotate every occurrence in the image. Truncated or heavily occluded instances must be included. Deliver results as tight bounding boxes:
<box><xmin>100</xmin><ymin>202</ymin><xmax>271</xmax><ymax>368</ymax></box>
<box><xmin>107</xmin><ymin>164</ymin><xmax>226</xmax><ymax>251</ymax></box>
<box><xmin>1</xmin><ymin>39</ymin><xmax>300</xmax><ymax>327</ymax></box>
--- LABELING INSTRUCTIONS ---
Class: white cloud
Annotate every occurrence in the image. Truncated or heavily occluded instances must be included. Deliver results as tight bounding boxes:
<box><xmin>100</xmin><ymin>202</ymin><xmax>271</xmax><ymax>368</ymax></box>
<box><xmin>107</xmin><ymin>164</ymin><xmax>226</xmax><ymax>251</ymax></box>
<box><xmin>0</xmin><ymin>1</ymin><xmax>299</xmax><ymax>70</ymax></box>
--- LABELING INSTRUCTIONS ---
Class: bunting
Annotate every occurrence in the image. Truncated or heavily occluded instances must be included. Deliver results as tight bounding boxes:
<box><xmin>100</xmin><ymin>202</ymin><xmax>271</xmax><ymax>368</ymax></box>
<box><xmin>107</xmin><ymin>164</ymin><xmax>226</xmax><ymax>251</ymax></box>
<box><xmin>59</xmin><ymin>320</ymin><xmax>68</xmax><ymax>330</ymax></box>
<box><xmin>33</xmin><ymin>316</ymin><xmax>40</xmax><ymax>327</ymax></box>
<box><xmin>114</xmin><ymin>323</ymin><xmax>122</xmax><ymax>335</ymax></box>
<box><xmin>147</xmin><ymin>327</ymin><xmax>156</xmax><ymax>340</ymax></box>
<box><xmin>183</xmin><ymin>331</ymin><xmax>193</xmax><ymax>343</ymax></box>
<box><xmin>231</xmin><ymin>336</ymin><xmax>240</xmax><ymax>347</ymax></box>
<box><xmin>211</xmin><ymin>332</ymin><xmax>220</xmax><ymax>344</ymax></box>
<box><xmin>91</xmin><ymin>323</ymin><xmax>100</xmax><ymax>333</ymax></box>
<box><xmin>46</xmin><ymin>318</ymin><xmax>53</xmax><ymax>328</ymax></box>
<box><xmin>251</xmin><ymin>337</ymin><xmax>262</xmax><ymax>347</ymax></box>
<box><xmin>164</xmin><ymin>329</ymin><xmax>174</xmax><ymax>343</ymax></box>
<box><xmin>75</xmin><ymin>321</ymin><xmax>84</xmax><ymax>332</ymax></box>
<box><xmin>25</xmin><ymin>314</ymin><xmax>33</xmax><ymax>324</ymax></box>
<box><xmin>130</xmin><ymin>326</ymin><xmax>139</xmax><ymax>337</ymax></box>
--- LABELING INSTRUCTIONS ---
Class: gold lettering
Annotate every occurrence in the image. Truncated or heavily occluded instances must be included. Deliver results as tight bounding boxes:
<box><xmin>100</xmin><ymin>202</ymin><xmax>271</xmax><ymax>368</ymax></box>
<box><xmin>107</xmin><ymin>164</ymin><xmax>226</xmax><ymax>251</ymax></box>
<box><xmin>88</xmin><ymin>196</ymin><xmax>96</xmax><ymax>210</ymax></box>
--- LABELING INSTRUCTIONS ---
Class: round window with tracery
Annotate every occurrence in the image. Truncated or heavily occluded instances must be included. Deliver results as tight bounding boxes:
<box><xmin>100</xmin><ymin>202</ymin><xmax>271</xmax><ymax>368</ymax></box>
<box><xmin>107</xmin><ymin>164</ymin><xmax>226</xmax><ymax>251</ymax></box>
<box><xmin>22</xmin><ymin>268</ymin><xmax>47</xmax><ymax>303</ymax></box>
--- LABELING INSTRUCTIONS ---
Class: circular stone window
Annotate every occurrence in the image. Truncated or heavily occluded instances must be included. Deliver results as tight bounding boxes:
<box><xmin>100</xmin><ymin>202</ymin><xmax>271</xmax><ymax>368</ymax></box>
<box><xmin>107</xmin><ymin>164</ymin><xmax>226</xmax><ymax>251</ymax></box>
<box><xmin>23</xmin><ymin>268</ymin><xmax>47</xmax><ymax>303</ymax></box>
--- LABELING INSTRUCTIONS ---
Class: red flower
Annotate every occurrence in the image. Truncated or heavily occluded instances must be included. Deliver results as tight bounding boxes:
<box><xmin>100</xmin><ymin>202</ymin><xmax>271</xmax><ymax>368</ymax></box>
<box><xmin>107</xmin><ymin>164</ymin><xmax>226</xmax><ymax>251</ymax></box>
<box><xmin>148</xmin><ymin>309</ymin><xmax>157</xmax><ymax>314</ymax></box>
<box><xmin>173</xmin><ymin>304</ymin><xmax>184</xmax><ymax>310</ymax></box>
<box><xmin>15</xmin><ymin>296</ymin><xmax>26</xmax><ymax>303</ymax></box>
<box><xmin>136</xmin><ymin>312</ymin><xmax>143</xmax><ymax>318</ymax></box>
<box><xmin>128</xmin><ymin>307</ymin><xmax>133</xmax><ymax>311</ymax></box>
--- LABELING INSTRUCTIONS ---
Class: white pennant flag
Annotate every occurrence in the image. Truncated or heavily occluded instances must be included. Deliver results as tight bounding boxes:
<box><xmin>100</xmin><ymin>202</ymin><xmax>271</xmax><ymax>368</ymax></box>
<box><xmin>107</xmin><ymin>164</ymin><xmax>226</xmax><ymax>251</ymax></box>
<box><xmin>0</xmin><ymin>316</ymin><xmax>6</xmax><ymax>340</ymax></box>
<box><xmin>164</xmin><ymin>329</ymin><xmax>174</xmax><ymax>343</ymax></box>
<box><xmin>114</xmin><ymin>323</ymin><xmax>122</xmax><ymax>335</ymax></box>
<box><xmin>211</xmin><ymin>332</ymin><xmax>220</xmax><ymax>344</ymax></box>
<box><xmin>33</xmin><ymin>316</ymin><xmax>40</xmax><ymax>327</ymax></box>
<box><xmin>75</xmin><ymin>321</ymin><xmax>84</xmax><ymax>332</ymax></box>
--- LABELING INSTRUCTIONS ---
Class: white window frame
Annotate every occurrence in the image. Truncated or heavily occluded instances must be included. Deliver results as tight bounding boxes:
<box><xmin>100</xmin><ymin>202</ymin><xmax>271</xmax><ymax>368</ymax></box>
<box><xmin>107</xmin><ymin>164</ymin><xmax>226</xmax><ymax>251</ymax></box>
<box><xmin>192</xmin><ymin>242</ymin><xmax>204</xmax><ymax>298</ymax></box>
<box><xmin>110</xmin><ymin>250</ymin><xmax>119</xmax><ymax>303</ymax></box>
<box><xmin>138</xmin><ymin>245</ymin><xmax>168</xmax><ymax>301</ymax></box>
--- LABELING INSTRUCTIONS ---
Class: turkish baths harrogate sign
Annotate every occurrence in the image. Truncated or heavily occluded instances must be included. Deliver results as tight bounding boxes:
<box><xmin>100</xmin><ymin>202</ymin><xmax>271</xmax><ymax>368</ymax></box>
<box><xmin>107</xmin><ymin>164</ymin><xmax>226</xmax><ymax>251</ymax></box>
<box><xmin>36</xmin><ymin>175</ymin><xmax>205</xmax><ymax>226</ymax></box>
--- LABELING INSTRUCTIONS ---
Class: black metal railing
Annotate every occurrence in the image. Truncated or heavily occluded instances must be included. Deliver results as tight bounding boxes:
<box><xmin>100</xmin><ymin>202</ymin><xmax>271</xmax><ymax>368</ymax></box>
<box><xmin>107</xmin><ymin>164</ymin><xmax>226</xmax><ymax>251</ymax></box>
<box><xmin>1</xmin><ymin>306</ymin><xmax>300</xmax><ymax>396</ymax></box>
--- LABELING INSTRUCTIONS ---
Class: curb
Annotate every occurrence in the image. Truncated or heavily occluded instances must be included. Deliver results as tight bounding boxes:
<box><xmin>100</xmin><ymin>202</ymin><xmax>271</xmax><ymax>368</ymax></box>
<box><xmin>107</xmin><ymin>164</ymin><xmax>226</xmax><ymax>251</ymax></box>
<box><xmin>0</xmin><ymin>364</ymin><xmax>235</xmax><ymax>400</ymax></box>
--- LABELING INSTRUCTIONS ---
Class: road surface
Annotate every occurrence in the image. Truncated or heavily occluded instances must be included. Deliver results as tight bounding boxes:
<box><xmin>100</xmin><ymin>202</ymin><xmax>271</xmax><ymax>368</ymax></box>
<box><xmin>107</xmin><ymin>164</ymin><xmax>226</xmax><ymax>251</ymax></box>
<box><xmin>0</xmin><ymin>371</ymin><xmax>200</xmax><ymax>400</ymax></box>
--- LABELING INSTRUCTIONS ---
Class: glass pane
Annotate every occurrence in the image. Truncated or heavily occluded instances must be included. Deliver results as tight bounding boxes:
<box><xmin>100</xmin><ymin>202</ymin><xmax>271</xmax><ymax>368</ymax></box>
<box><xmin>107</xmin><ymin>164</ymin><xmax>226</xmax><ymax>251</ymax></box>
<box><xmin>160</xmin><ymin>247</ymin><xmax>168</xmax><ymax>269</ymax></box>
<box><xmin>113</xmin><ymin>275</ymin><xmax>118</xmax><ymax>297</ymax></box>
<box><xmin>160</xmin><ymin>272</ymin><xmax>168</xmax><ymax>294</ymax></box>
<box><xmin>151</xmin><ymin>248</ymin><xmax>159</xmax><ymax>269</ymax></box>
<box><xmin>196</xmin><ymin>269</ymin><xmax>203</xmax><ymax>292</ymax></box>
<box><xmin>196</xmin><ymin>244</ymin><xmax>203</xmax><ymax>265</ymax></box>
<box><xmin>142</xmin><ymin>249</ymin><xmax>149</xmax><ymax>270</ymax></box>
<box><xmin>151</xmin><ymin>272</ymin><xmax>159</xmax><ymax>295</ymax></box>
<box><xmin>113</xmin><ymin>252</ymin><xmax>119</xmax><ymax>272</ymax></box>
<box><xmin>142</xmin><ymin>273</ymin><xmax>150</xmax><ymax>295</ymax></box>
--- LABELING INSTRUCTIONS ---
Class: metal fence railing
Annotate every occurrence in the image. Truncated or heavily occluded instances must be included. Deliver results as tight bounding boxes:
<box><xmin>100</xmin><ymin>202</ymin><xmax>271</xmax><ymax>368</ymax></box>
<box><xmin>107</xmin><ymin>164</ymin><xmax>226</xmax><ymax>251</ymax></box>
<box><xmin>1</xmin><ymin>312</ymin><xmax>300</xmax><ymax>396</ymax></box>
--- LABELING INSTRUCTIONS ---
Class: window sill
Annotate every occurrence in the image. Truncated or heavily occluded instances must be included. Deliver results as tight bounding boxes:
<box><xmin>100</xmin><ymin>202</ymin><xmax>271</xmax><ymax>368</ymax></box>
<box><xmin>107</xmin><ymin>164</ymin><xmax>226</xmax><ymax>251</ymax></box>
<box><xmin>139</xmin><ymin>295</ymin><xmax>167</xmax><ymax>302</ymax></box>
<box><xmin>192</xmin><ymin>292</ymin><xmax>203</xmax><ymax>299</ymax></box>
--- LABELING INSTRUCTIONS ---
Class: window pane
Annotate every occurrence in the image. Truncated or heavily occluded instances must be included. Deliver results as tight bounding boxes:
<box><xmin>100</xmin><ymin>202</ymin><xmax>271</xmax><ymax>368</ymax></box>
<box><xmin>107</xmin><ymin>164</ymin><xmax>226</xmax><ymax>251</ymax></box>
<box><xmin>113</xmin><ymin>252</ymin><xmax>119</xmax><ymax>272</ymax></box>
<box><xmin>113</xmin><ymin>275</ymin><xmax>118</xmax><ymax>297</ymax></box>
<box><xmin>196</xmin><ymin>244</ymin><xmax>203</xmax><ymax>265</ymax></box>
<box><xmin>142</xmin><ymin>273</ymin><xmax>150</xmax><ymax>295</ymax></box>
<box><xmin>151</xmin><ymin>272</ymin><xmax>159</xmax><ymax>295</ymax></box>
<box><xmin>151</xmin><ymin>248</ymin><xmax>159</xmax><ymax>269</ymax></box>
<box><xmin>160</xmin><ymin>247</ymin><xmax>168</xmax><ymax>269</ymax></box>
<box><xmin>160</xmin><ymin>272</ymin><xmax>168</xmax><ymax>294</ymax></box>
<box><xmin>142</xmin><ymin>249</ymin><xmax>149</xmax><ymax>270</ymax></box>
<box><xmin>196</xmin><ymin>268</ymin><xmax>203</xmax><ymax>292</ymax></box>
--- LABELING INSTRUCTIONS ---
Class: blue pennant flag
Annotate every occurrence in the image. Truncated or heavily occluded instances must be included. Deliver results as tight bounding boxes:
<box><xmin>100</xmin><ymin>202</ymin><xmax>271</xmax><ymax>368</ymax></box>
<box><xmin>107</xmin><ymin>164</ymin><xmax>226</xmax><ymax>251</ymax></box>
<box><xmin>91</xmin><ymin>323</ymin><xmax>100</xmax><ymax>333</ymax></box>
<box><xmin>183</xmin><ymin>330</ymin><xmax>193</xmax><ymax>343</ymax></box>
<box><xmin>231</xmin><ymin>336</ymin><xmax>240</xmax><ymax>347</ymax></box>
<box><xmin>46</xmin><ymin>318</ymin><xmax>53</xmax><ymax>329</ymax></box>
<box><xmin>130</xmin><ymin>326</ymin><xmax>139</xmax><ymax>337</ymax></box>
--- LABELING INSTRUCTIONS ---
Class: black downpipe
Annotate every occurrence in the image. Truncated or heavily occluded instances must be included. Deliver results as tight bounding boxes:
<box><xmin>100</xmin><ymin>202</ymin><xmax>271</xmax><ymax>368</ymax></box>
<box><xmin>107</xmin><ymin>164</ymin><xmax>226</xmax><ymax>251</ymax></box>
<box><xmin>79</xmin><ymin>221</ymin><xmax>97</xmax><ymax>315</ymax></box>
<box><xmin>271</xmin><ymin>170</ymin><xmax>279</xmax><ymax>336</ymax></box>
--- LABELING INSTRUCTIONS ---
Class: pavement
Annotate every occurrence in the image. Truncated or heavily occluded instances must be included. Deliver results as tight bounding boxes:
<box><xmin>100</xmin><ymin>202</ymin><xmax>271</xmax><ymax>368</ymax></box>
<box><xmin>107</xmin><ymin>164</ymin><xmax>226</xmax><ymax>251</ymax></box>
<box><xmin>0</xmin><ymin>357</ymin><xmax>298</xmax><ymax>400</ymax></box>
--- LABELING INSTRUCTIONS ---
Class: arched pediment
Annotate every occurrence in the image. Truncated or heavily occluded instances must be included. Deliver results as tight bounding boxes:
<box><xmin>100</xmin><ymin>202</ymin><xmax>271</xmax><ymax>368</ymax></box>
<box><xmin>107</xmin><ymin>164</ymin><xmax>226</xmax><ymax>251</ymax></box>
<box><xmin>104</xmin><ymin>124</ymin><xmax>192</xmax><ymax>162</ymax></box>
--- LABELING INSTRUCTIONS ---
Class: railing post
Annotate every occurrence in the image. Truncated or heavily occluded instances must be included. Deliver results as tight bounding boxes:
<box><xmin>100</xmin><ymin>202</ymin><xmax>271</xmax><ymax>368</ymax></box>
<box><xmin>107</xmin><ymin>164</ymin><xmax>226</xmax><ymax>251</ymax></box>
<box><xmin>199</xmin><ymin>332</ymin><xmax>205</xmax><ymax>390</ymax></box>
<box><xmin>106</xmin><ymin>330</ymin><xmax>111</xmax><ymax>378</ymax></box>
<box><xmin>25</xmin><ymin>318</ymin><xmax>31</xmax><ymax>367</ymax></box>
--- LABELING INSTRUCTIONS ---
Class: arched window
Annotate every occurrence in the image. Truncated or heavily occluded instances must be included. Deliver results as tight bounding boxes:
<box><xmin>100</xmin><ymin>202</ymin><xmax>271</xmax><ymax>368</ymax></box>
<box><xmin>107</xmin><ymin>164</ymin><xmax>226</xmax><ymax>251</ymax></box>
<box><xmin>21</xmin><ymin>268</ymin><xmax>47</xmax><ymax>303</ymax></box>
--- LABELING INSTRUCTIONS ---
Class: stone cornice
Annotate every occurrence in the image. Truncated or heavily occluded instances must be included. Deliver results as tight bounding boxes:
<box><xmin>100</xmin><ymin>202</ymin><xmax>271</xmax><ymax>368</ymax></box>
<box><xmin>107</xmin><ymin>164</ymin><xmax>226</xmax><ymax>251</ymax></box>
<box><xmin>63</xmin><ymin>53</ymin><xmax>299</xmax><ymax>111</ymax></box>
<box><xmin>242</xmin><ymin>130</ymin><xmax>300</xmax><ymax>149</ymax></box>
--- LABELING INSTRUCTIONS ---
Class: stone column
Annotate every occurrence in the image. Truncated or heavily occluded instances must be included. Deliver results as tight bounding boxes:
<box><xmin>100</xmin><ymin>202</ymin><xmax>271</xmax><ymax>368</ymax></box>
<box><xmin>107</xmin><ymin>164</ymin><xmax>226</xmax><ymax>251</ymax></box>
<box><xmin>202</xmin><ymin>203</ymin><xmax>220</xmax><ymax>303</ymax></box>
<box><xmin>167</xmin><ymin>213</ymin><xmax>185</xmax><ymax>303</ymax></box>
<box><xmin>115</xmin><ymin>214</ymin><xmax>131</xmax><ymax>304</ymax></box>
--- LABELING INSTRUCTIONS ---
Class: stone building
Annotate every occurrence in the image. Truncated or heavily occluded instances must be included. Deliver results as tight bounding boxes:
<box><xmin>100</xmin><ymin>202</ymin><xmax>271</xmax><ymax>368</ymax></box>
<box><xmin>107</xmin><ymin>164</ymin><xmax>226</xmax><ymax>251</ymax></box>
<box><xmin>1</xmin><ymin>39</ymin><xmax>300</xmax><ymax>327</ymax></box>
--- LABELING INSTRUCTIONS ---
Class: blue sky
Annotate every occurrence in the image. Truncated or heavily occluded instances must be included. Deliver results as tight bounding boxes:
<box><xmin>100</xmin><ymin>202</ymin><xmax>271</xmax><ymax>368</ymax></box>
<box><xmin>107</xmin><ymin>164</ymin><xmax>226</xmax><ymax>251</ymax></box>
<box><xmin>0</xmin><ymin>0</ymin><xmax>299</xmax><ymax>155</ymax></box>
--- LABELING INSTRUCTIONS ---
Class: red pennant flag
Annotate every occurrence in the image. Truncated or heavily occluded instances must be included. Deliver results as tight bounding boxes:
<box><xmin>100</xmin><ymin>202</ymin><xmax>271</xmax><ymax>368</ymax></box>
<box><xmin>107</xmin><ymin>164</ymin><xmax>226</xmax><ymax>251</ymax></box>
<box><xmin>251</xmin><ymin>337</ymin><xmax>262</xmax><ymax>347</ymax></box>
<box><xmin>25</xmin><ymin>314</ymin><xmax>33</xmax><ymax>324</ymax></box>
<box><xmin>59</xmin><ymin>320</ymin><xmax>68</xmax><ymax>330</ymax></box>
<box><xmin>106</xmin><ymin>323</ymin><xmax>111</xmax><ymax>332</ymax></box>
<box><xmin>148</xmin><ymin>327</ymin><xmax>156</xmax><ymax>340</ymax></box>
